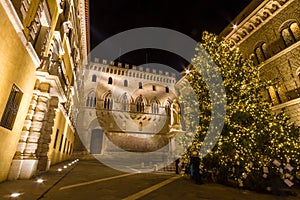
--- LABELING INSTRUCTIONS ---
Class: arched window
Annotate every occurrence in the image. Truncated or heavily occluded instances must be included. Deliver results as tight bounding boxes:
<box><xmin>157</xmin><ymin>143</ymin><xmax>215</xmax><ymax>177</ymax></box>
<box><xmin>282</xmin><ymin>28</ymin><xmax>294</xmax><ymax>47</ymax></box>
<box><xmin>92</xmin><ymin>74</ymin><xmax>97</xmax><ymax>82</ymax></box>
<box><xmin>254</xmin><ymin>42</ymin><xmax>268</xmax><ymax>64</ymax></box>
<box><xmin>138</xmin><ymin>82</ymin><xmax>143</xmax><ymax>89</ymax></box>
<box><xmin>136</xmin><ymin>95</ymin><xmax>144</xmax><ymax>113</ymax></box>
<box><xmin>108</xmin><ymin>77</ymin><xmax>113</xmax><ymax>84</ymax></box>
<box><xmin>86</xmin><ymin>91</ymin><xmax>96</xmax><ymax>107</ymax></box>
<box><xmin>139</xmin><ymin>122</ymin><xmax>143</xmax><ymax>131</ymax></box>
<box><xmin>86</xmin><ymin>97</ymin><xmax>90</xmax><ymax>107</ymax></box>
<box><xmin>281</xmin><ymin>22</ymin><xmax>300</xmax><ymax>47</ymax></box>
<box><xmin>124</xmin><ymin>80</ymin><xmax>128</xmax><ymax>87</ymax></box>
<box><xmin>121</xmin><ymin>93</ymin><xmax>129</xmax><ymax>111</ymax></box>
<box><xmin>104</xmin><ymin>92</ymin><xmax>113</xmax><ymax>110</ymax></box>
<box><xmin>164</xmin><ymin>100</ymin><xmax>171</xmax><ymax>115</ymax></box>
<box><xmin>290</xmin><ymin>22</ymin><xmax>300</xmax><ymax>41</ymax></box>
<box><xmin>151</xmin><ymin>98</ymin><xmax>159</xmax><ymax>114</ymax></box>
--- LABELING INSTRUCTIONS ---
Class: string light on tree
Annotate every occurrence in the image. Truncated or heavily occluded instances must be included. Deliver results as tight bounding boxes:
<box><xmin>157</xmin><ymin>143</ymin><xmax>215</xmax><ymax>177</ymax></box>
<box><xmin>180</xmin><ymin>31</ymin><xmax>300</xmax><ymax>191</ymax></box>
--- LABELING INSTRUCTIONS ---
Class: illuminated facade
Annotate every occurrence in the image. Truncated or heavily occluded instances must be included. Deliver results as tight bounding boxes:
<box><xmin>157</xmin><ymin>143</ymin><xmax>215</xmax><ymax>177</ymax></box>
<box><xmin>0</xmin><ymin>0</ymin><xmax>88</xmax><ymax>182</ymax></box>
<box><xmin>76</xmin><ymin>59</ymin><xmax>181</xmax><ymax>156</ymax></box>
<box><xmin>221</xmin><ymin>0</ymin><xmax>300</xmax><ymax>126</ymax></box>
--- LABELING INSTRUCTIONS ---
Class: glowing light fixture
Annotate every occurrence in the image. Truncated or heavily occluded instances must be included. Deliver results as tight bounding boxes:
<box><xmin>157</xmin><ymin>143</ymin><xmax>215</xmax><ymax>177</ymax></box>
<box><xmin>36</xmin><ymin>178</ymin><xmax>44</xmax><ymax>183</ymax></box>
<box><xmin>10</xmin><ymin>193</ymin><xmax>21</xmax><ymax>198</ymax></box>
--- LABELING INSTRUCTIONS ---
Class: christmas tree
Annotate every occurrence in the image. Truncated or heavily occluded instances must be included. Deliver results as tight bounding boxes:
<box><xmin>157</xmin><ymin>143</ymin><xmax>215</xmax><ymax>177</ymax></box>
<box><xmin>180</xmin><ymin>31</ymin><xmax>300</xmax><ymax>191</ymax></box>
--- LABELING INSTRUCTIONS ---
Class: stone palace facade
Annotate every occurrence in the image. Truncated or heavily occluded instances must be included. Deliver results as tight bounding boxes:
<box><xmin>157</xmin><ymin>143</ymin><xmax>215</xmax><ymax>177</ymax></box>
<box><xmin>221</xmin><ymin>0</ymin><xmax>300</xmax><ymax>126</ymax></box>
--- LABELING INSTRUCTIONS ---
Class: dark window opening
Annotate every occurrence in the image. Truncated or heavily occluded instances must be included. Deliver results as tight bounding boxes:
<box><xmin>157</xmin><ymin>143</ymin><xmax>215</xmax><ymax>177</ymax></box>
<box><xmin>166</xmin><ymin>86</ymin><xmax>169</xmax><ymax>93</ymax></box>
<box><xmin>124</xmin><ymin>80</ymin><xmax>128</xmax><ymax>87</ymax></box>
<box><xmin>0</xmin><ymin>84</ymin><xmax>23</xmax><ymax>130</ymax></box>
<box><xmin>59</xmin><ymin>135</ymin><xmax>64</xmax><ymax>151</ymax></box>
<box><xmin>53</xmin><ymin>129</ymin><xmax>59</xmax><ymax>149</ymax></box>
<box><xmin>92</xmin><ymin>74</ymin><xmax>97</xmax><ymax>82</ymax></box>
<box><xmin>108</xmin><ymin>77</ymin><xmax>113</xmax><ymax>84</ymax></box>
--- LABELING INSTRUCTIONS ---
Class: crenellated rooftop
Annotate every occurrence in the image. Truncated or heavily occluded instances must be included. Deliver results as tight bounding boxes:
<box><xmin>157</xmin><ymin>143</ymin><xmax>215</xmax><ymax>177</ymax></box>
<box><xmin>87</xmin><ymin>58</ymin><xmax>177</xmax><ymax>82</ymax></box>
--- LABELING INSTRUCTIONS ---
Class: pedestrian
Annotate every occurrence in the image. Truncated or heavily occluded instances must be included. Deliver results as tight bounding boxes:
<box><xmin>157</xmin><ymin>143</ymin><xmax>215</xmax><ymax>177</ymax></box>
<box><xmin>175</xmin><ymin>157</ymin><xmax>180</xmax><ymax>174</ymax></box>
<box><xmin>190</xmin><ymin>151</ymin><xmax>202</xmax><ymax>184</ymax></box>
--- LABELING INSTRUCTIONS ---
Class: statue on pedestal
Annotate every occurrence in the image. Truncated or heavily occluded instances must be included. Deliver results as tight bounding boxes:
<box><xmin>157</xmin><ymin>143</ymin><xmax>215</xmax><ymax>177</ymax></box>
<box><xmin>170</xmin><ymin>99</ymin><xmax>181</xmax><ymax>130</ymax></box>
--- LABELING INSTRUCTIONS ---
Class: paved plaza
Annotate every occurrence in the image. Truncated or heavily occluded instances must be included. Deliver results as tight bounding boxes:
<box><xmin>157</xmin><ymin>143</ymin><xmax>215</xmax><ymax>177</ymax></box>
<box><xmin>0</xmin><ymin>159</ymin><xmax>299</xmax><ymax>200</ymax></box>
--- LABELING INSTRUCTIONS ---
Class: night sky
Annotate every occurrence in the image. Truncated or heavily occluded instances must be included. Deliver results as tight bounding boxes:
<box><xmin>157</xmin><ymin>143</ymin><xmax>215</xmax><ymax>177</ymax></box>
<box><xmin>89</xmin><ymin>0</ymin><xmax>253</xmax><ymax>72</ymax></box>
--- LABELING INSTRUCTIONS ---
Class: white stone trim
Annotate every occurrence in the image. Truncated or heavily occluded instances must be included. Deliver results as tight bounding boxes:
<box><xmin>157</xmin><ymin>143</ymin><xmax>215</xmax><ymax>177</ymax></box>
<box><xmin>271</xmin><ymin>97</ymin><xmax>300</xmax><ymax>111</ymax></box>
<box><xmin>259</xmin><ymin>41</ymin><xmax>300</xmax><ymax>69</ymax></box>
<box><xmin>0</xmin><ymin>0</ymin><xmax>40</xmax><ymax>67</ymax></box>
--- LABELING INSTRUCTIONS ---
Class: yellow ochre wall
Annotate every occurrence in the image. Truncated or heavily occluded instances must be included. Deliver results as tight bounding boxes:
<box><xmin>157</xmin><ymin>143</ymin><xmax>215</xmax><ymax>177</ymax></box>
<box><xmin>48</xmin><ymin>109</ymin><xmax>75</xmax><ymax>165</ymax></box>
<box><xmin>0</xmin><ymin>4</ymin><xmax>37</xmax><ymax>182</ymax></box>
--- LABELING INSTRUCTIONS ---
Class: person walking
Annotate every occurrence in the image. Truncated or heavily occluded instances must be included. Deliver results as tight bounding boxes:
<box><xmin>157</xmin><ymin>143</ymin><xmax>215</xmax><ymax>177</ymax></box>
<box><xmin>190</xmin><ymin>151</ymin><xmax>202</xmax><ymax>184</ymax></box>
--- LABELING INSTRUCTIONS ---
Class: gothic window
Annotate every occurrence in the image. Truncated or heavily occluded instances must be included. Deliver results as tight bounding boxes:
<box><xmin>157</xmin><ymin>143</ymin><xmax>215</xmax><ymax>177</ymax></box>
<box><xmin>121</xmin><ymin>93</ymin><xmax>129</xmax><ymax>111</ymax></box>
<box><xmin>108</xmin><ymin>77</ymin><xmax>113</xmax><ymax>84</ymax></box>
<box><xmin>124</xmin><ymin>80</ymin><xmax>128</xmax><ymax>87</ymax></box>
<box><xmin>86</xmin><ymin>91</ymin><xmax>96</xmax><ymax>107</ymax></box>
<box><xmin>164</xmin><ymin>101</ymin><xmax>171</xmax><ymax>116</ymax></box>
<box><xmin>92</xmin><ymin>74</ymin><xmax>97</xmax><ymax>82</ymax></box>
<box><xmin>0</xmin><ymin>84</ymin><xmax>23</xmax><ymax>130</ymax></box>
<box><xmin>138</xmin><ymin>82</ymin><xmax>143</xmax><ymax>89</ymax></box>
<box><xmin>136</xmin><ymin>95</ymin><xmax>145</xmax><ymax>113</ymax></box>
<box><xmin>151</xmin><ymin>98</ymin><xmax>159</xmax><ymax>114</ymax></box>
<box><xmin>104</xmin><ymin>92</ymin><xmax>113</xmax><ymax>110</ymax></box>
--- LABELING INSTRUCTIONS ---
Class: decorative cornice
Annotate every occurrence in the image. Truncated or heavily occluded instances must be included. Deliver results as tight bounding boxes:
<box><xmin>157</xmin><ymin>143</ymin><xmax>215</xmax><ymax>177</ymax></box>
<box><xmin>78</xmin><ymin>0</ymin><xmax>88</xmax><ymax>64</ymax></box>
<box><xmin>225</xmin><ymin>0</ymin><xmax>292</xmax><ymax>47</ymax></box>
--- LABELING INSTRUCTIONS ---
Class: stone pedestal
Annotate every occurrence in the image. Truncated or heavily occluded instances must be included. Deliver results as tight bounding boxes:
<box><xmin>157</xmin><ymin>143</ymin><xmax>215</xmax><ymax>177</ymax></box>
<box><xmin>8</xmin><ymin>159</ymin><xmax>38</xmax><ymax>180</ymax></box>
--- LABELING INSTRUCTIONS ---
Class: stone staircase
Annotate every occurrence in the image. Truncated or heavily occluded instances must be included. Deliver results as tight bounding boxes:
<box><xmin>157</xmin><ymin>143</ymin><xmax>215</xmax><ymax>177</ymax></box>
<box><xmin>156</xmin><ymin>161</ymin><xmax>176</xmax><ymax>173</ymax></box>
